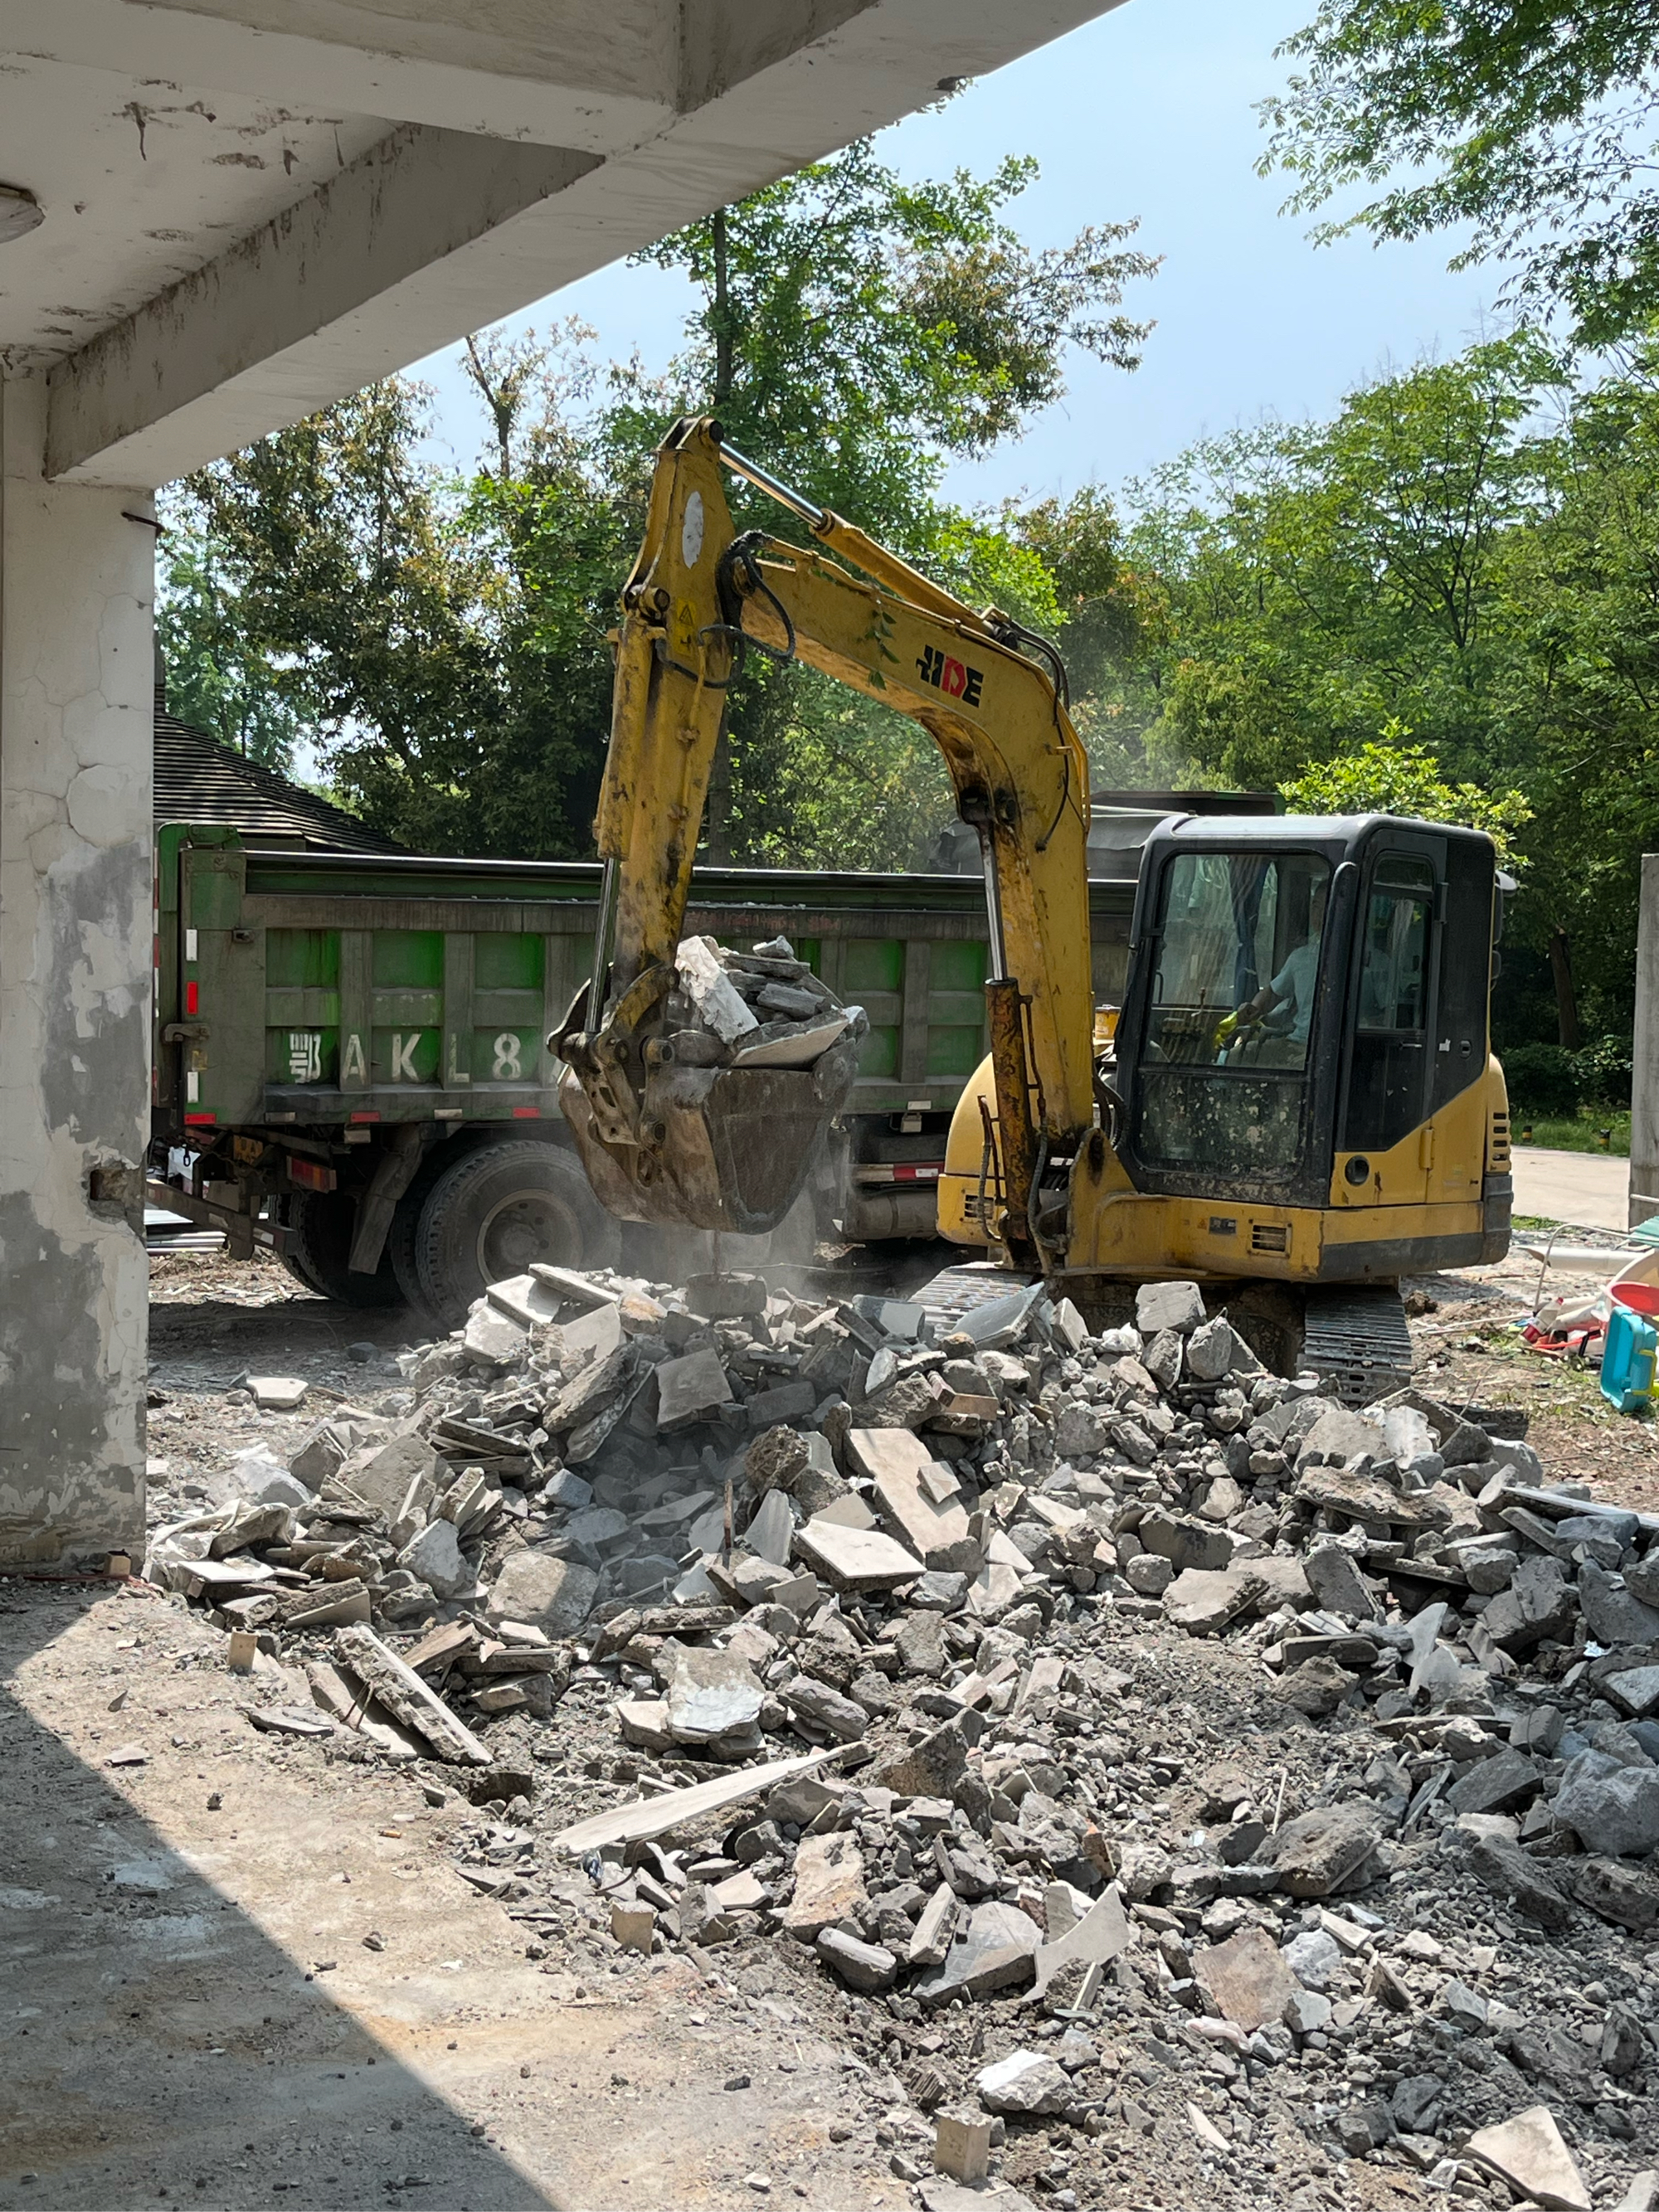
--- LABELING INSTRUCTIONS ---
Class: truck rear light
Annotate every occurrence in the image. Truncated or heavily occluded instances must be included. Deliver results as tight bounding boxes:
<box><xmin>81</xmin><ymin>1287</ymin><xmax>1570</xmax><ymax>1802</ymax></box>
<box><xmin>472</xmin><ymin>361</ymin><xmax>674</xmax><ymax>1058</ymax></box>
<box><xmin>287</xmin><ymin>1157</ymin><xmax>337</xmax><ymax>1194</ymax></box>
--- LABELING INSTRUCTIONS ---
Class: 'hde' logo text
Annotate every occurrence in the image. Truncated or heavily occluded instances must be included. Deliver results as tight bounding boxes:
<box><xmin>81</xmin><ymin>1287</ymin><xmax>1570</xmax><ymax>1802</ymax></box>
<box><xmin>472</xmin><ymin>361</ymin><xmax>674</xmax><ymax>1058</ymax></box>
<box><xmin>916</xmin><ymin>644</ymin><xmax>984</xmax><ymax>706</ymax></box>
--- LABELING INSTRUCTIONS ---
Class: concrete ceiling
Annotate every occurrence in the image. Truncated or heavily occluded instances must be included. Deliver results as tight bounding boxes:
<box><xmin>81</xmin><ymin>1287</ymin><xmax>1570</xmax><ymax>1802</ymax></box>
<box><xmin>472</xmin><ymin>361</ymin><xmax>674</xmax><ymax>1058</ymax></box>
<box><xmin>1</xmin><ymin>0</ymin><xmax>1126</xmax><ymax>489</ymax></box>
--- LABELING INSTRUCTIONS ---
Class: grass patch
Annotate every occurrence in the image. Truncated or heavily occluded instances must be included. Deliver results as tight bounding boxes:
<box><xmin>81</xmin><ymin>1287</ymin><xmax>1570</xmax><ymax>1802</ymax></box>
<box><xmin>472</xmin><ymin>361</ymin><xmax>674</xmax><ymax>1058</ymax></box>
<box><xmin>1508</xmin><ymin>1107</ymin><xmax>1630</xmax><ymax>1156</ymax></box>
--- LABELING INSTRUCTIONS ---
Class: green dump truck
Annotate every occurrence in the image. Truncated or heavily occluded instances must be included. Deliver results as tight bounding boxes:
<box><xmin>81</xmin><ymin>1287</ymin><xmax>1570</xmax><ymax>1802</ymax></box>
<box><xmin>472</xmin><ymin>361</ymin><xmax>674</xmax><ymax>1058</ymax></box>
<box><xmin>151</xmin><ymin>796</ymin><xmax>1270</xmax><ymax>1321</ymax></box>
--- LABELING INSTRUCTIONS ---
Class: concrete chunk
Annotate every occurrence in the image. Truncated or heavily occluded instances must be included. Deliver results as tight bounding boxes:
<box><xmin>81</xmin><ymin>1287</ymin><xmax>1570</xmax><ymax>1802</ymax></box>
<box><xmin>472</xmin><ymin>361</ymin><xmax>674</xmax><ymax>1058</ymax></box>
<box><xmin>1200</xmin><ymin>1925</ymin><xmax>1300</xmax><ymax>2033</ymax></box>
<box><xmin>783</xmin><ymin>1830</ymin><xmax>866</xmax><ymax>1937</ymax></box>
<box><xmin>975</xmin><ymin>2049</ymin><xmax>1070</xmax><ymax>2115</ymax></box>
<box><xmin>849</xmin><ymin>1428</ymin><xmax>980</xmax><ymax>1573</ymax></box>
<box><xmin>815</xmin><ymin>1926</ymin><xmax>896</xmax><ymax>1991</ymax></box>
<box><xmin>395</xmin><ymin>1518</ymin><xmax>468</xmax><ymax>1600</ymax></box>
<box><xmin>795</xmin><ymin>1515</ymin><xmax>923</xmax><ymax>1593</ymax></box>
<box><xmin>1135</xmin><ymin>1281</ymin><xmax>1204</xmax><ymax>1335</ymax></box>
<box><xmin>1163</xmin><ymin>1566</ymin><xmax>1267</xmax><ymax>1634</ymax></box>
<box><xmin>1466</xmin><ymin>2107</ymin><xmax>1590</xmax><ymax>2212</ymax></box>
<box><xmin>655</xmin><ymin>1347</ymin><xmax>735</xmax><ymax>1431</ymax></box>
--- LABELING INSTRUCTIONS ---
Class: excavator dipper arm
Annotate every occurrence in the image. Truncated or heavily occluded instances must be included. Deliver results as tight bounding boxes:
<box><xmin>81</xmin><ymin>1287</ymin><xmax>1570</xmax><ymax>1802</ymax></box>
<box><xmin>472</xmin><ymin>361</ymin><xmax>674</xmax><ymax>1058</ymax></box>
<box><xmin>556</xmin><ymin>416</ymin><xmax>1096</xmax><ymax>1246</ymax></box>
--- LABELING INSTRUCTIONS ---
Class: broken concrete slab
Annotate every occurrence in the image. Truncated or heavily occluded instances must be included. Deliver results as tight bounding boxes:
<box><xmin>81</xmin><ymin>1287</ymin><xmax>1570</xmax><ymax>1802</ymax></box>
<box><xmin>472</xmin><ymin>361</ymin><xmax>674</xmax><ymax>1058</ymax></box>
<box><xmin>395</xmin><ymin>1518</ymin><xmax>468</xmax><ymax>1600</ymax></box>
<box><xmin>794</xmin><ymin>1516</ymin><xmax>923</xmax><ymax>1593</ymax></box>
<box><xmin>1135</xmin><ymin>1281</ymin><xmax>1204</xmax><ymax>1335</ymax></box>
<box><xmin>1603</xmin><ymin>1665</ymin><xmax>1659</xmax><ymax>1719</ymax></box>
<box><xmin>484</xmin><ymin>1552</ymin><xmax>598</xmax><ymax>1639</ymax></box>
<box><xmin>333</xmin><ymin>1625</ymin><xmax>491</xmax><ymax>1766</ymax></box>
<box><xmin>1465</xmin><ymin>2106</ymin><xmax>1591</xmax><ymax>2212</ymax></box>
<box><xmin>665</xmin><ymin>1646</ymin><xmax>765</xmax><ymax>1748</ymax></box>
<box><xmin>907</xmin><ymin>1883</ymin><xmax>961</xmax><ymax>1969</ymax></box>
<box><xmin>654</xmin><ymin>1347</ymin><xmax>735</xmax><ymax>1431</ymax></box>
<box><xmin>549</xmin><ymin>1749</ymin><xmax>842</xmax><ymax>1859</ymax></box>
<box><xmin>917</xmin><ymin>1900</ymin><xmax>1040</xmax><ymax>2006</ymax></box>
<box><xmin>1024</xmin><ymin>1885</ymin><xmax>1131</xmax><ymax>2008</ymax></box>
<box><xmin>247</xmin><ymin>1375</ymin><xmax>308</xmax><ymax>1412</ymax></box>
<box><xmin>744</xmin><ymin>1488</ymin><xmax>795</xmax><ymax>1567</ymax></box>
<box><xmin>460</xmin><ymin>1305</ymin><xmax>528</xmax><ymax>1369</ymax></box>
<box><xmin>848</xmin><ymin>1428</ymin><xmax>980</xmax><ymax>1574</ymax></box>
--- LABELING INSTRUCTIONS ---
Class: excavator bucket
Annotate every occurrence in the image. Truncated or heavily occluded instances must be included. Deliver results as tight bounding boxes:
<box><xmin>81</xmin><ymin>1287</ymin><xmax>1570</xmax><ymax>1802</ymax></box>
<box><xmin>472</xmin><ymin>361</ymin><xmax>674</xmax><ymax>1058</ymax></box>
<box><xmin>557</xmin><ymin>1033</ymin><xmax>859</xmax><ymax>1235</ymax></box>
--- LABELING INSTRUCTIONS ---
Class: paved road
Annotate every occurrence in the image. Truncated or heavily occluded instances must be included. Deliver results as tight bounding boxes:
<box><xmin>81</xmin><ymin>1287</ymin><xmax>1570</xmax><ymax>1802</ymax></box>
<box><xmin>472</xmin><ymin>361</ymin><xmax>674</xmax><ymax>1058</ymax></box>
<box><xmin>1511</xmin><ymin>1145</ymin><xmax>1633</xmax><ymax>1235</ymax></box>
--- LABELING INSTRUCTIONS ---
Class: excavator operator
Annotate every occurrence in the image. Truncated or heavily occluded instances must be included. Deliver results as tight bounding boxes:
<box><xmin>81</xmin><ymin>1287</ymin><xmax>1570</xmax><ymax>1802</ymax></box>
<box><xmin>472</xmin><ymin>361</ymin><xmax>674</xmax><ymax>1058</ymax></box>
<box><xmin>1214</xmin><ymin>874</ymin><xmax>1328</xmax><ymax>1062</ymax></box>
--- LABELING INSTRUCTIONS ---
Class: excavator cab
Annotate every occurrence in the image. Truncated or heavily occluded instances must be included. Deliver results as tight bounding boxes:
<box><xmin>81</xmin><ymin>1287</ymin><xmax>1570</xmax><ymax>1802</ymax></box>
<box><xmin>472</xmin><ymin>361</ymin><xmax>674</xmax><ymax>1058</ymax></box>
<box><xmin>1108</xmin><ymin>812</ymin><xmax>1509</xmax><ymax>1273</ymax></box>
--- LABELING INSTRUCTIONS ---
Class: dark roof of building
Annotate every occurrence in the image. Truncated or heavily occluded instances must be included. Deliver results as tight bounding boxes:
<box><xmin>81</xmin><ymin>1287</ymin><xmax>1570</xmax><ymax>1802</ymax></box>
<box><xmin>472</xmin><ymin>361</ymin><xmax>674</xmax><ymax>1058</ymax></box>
<box><xmin>154</xmin><ymin>711</ymin><xmax>406</xmax><ymax>854</ymax></box>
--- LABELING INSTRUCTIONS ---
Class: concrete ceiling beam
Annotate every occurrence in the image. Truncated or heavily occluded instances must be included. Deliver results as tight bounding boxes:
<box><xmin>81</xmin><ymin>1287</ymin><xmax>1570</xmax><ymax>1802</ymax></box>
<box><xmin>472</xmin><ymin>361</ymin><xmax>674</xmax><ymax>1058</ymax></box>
<box><xmin>42</xmin><ymin>0</ymin><xmax>1119</xmax><ymax>487</ymax></box>
<box><xmin>5</xmin><ymin>0</ymin><xmax>681</xmax><ymax>151</ymax></box>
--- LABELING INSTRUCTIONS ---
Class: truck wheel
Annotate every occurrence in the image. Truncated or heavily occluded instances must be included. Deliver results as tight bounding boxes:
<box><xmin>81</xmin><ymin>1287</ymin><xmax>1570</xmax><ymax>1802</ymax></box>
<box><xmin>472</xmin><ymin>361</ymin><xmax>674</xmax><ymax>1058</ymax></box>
<box><xmin>410</xmin><ymin>1140</ymin><xmax>617</xmax><ymax>1327</ymax></box>
<box><xmin>283</xmin><ymin>1189</ymin><xmax>406</xmax><ymax>1308</ymax></box>
<box><xmin>276</xmin><ymin>1198</ymin><xmax>328</xmax><ymax>1297</ymax></box>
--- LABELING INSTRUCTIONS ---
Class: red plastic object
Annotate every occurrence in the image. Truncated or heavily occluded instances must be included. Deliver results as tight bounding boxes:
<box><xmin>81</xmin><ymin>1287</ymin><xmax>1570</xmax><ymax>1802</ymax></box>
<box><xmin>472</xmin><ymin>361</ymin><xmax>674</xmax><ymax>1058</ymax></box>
<box><xmin>1612</xmin><ymin>1281</ymin><xmax>1659</xmax><ymax>1316</ymax></box>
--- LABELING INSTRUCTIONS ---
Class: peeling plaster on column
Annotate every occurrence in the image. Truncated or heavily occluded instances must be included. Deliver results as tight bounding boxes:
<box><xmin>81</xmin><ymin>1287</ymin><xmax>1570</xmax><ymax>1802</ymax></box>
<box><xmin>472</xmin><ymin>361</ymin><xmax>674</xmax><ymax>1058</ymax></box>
<box><xmin>0</xmin><ymin>373</ymin><xmax>152</xmax><ymax>1566</ymax></box>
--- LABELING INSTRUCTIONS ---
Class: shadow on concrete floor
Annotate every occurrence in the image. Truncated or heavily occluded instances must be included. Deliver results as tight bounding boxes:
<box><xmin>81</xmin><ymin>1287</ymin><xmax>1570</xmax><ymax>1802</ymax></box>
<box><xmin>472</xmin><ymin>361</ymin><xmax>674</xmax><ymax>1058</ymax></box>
<box><xmin>0</xmin><ymin>1581</ymin><xmax>557</xmax><ymax>2211</ymax></box>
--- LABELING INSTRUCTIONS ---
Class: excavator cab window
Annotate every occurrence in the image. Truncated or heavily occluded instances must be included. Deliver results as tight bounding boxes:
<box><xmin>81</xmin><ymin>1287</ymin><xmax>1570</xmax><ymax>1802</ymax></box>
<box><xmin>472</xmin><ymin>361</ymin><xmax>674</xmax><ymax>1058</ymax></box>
<box><xmin>1136</xmin><ymin>850</ymin><xmax>1331</xmax><ymax>1178</ymax></box>
<box><xmin>1342</xmin><ymin>852</ymin><xmax>1436</xmax><ymax>1154</ymax></box>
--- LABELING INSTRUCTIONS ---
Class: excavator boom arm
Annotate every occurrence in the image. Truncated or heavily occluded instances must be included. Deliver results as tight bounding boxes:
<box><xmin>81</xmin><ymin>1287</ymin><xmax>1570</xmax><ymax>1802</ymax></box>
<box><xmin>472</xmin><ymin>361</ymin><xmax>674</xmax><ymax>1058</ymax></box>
<box><xmin>561</xmin><ymin>416</ymin><xmax>1095</xmax><ymax>1240</ymax></box>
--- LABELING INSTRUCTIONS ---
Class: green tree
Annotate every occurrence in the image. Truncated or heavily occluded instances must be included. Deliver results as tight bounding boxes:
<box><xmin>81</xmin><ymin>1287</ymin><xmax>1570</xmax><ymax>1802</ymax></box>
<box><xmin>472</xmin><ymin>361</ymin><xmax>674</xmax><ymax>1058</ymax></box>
<box><xmin>1278</xmin><ymin>732</ymin><xmax>1532</xmax><ymax>867</ymax></box>
<box><xmin>1009</xmin><ymin>485</ymin><xmax>1163</xmax><ymax>789</ymax></box>
<box><xmin>171</xmin><ymin>376</ymin><xmax>622</xmax><ymax>857</ymax></box>
<box><xmin>1259</xmin><ymin>0</ymin><xmax>1659</xmax><ymax>346</ymax></box>
<box><xmin>626</xmin><ymin>137</ymin><xmax>1155</xmax><ymax>545</ymax></box>
<box><xmin>1101</xmin><ymin>334</ymin><xmax>1562</xmax><ymax>795</ymax></box>
<box><xmin>158</xmin><ymin>143</ymin><xmax>1156</xmax><ymax>873</ymax></box>
<box><xmin>155</xmin><ymin>505</ymin><xmax>307</xmax><ymax>770</ymax></box>
<box><xmin>613</xmin><ymin>135</ymin><xmax>1156</xmax><ymax>861</ymax></box>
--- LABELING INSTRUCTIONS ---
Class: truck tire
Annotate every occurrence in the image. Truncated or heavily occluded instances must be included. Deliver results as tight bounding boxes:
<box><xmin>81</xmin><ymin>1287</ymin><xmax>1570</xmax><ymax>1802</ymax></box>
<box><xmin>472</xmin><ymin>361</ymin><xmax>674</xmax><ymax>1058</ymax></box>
<box><xmin>282</xmin><ymin>1189</ymin><xmax>406</xmax><ymax>1308</ymax></box>
<box><xmin>277</xmin><ymin>1198</ymin><xmax>328</xmax><ymax>1298</ymax></box>
<box><xmin>409</xmin><ymin>1140</ymin><xmax>617</xmax><ymax>1327</ymax></box>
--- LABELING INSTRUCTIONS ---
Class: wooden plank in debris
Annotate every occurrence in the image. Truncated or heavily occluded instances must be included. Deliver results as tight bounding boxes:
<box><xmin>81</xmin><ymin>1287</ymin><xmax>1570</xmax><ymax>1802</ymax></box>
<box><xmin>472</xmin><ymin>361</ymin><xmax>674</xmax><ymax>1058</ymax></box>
<box><xmin>547</xmin><ymin>1748</ymin><xmax>841</xmax><ymax>1859</ymax></box>
<box><xmin>334</xmin><ymin>1623</ymin><xmax>493</xmax><ymax>1766</ymax></box>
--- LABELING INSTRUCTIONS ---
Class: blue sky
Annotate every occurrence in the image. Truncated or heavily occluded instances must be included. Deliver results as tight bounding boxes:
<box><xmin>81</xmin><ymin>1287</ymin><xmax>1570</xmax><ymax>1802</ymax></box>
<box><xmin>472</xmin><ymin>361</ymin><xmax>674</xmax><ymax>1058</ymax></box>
<box><xmin>414</xmin><ymin>0</ymin><xmax>1508</xmax><ymax>507</ymax></box>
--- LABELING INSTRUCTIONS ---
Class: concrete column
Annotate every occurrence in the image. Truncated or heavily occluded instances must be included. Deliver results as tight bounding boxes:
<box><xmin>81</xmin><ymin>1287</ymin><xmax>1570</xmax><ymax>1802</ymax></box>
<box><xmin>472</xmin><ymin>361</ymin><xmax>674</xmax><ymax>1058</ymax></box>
<box><xmin>0</xmin><ymin>376</ymin><xmax>153</xmax><ymax>1567</ymax></box>
<box><xmin>1632</xmin><ymin>854</ymin><xmax>1659</xmax><ymax>1230</ymax></box>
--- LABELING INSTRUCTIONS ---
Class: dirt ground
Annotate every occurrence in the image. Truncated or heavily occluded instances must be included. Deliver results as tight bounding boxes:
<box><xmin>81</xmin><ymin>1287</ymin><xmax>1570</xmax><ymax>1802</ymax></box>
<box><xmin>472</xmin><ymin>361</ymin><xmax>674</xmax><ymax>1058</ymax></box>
<box><xmin>0</xmin><ymin>1573</ymin><xmax>916</xmax><ymax>2211</ymax></box>
<box><xmin>9</xmin><ymin>1230</ymin><xmax>1658</xmax><ymax>2211</ymax></box>
<box><xmin>1404</xmin><ymin>1242</ymin><xmax>1659</xmax><ymax>1519</ymax></box>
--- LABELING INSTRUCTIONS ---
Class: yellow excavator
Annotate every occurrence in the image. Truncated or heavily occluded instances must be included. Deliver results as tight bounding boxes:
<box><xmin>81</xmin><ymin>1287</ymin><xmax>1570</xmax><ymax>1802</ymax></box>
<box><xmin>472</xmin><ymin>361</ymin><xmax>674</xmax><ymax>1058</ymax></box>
<box><xmin>555</xmin><ymin>417</ymin><xmax>1512</xmax><ymax>1396</ymax></box>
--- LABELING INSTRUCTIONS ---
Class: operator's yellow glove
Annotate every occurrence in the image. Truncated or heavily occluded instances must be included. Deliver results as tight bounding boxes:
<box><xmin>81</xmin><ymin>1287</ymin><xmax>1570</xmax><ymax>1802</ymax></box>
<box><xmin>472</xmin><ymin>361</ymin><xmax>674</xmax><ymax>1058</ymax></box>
<box><xmin>1213</xmin><ymin>1010</ymin><xmax>1240</xmax><ymax>1048</ymax></box>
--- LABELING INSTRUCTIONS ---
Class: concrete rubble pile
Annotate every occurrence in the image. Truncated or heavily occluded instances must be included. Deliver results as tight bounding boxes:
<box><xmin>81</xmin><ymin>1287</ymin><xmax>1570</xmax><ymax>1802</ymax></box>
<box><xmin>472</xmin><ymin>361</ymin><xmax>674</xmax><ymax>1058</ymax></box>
<box><xmin>140</xmin><ymin>1266</ymin><xmax>1659</xmax><ymax>2208</ymax></box>
<box><xmin>667</xmin><ymin>932</ymin><xmax>869</xmax><ymax>1069</ymax></box>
